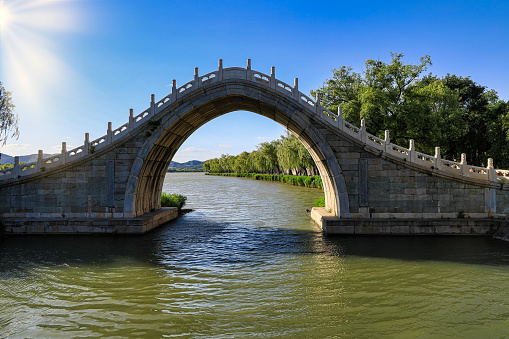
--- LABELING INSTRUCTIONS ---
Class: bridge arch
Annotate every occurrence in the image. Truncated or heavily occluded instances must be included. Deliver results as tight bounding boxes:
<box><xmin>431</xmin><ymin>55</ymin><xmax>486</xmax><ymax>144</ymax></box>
<box><xmin>124</xmin><ymin>78</ymin><xmax>350</xmax><ymax>217</ymax></box>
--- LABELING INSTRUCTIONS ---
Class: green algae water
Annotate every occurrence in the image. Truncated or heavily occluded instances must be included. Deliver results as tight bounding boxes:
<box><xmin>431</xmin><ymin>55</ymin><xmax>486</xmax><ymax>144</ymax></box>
<box><xmin>2</xmin><ymin>172</ymin><xmax>509</xmax><ymax>337</ymax></box>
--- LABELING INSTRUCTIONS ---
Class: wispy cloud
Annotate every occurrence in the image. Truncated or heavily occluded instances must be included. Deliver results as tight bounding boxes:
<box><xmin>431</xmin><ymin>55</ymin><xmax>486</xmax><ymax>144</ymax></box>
<box><xmin>173</xmin><ymin>146</ymin><xmax>220</xmax><ymax>162</ymax></box>
<box><xmin>181</xmin><ymin>147</ymin><xmax>206</xmax><ymax>152</ymax></box>
<box><xmin>257</xmin><ymin>137</ymin><xmax>267</xmax><ymax>140</ymax></box>
<box><xmin>0</xmin><ymin>143</ymin><xmax>32</xmax><ymax>155</ymax></box>
<box><xmin>218</xmin><ymin>144</ymin><xmax>231</xmax><ymax>148</ymax></box>
<box><xmin>51</xmin><ymin>144</ymin><xmax>76</xmax><ymax>153</ymax></box>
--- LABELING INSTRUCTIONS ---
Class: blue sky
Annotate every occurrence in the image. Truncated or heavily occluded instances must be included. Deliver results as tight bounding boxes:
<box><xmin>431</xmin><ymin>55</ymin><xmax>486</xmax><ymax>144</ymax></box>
<box><xmin>1</xmin><ymin>0</ymin><xmax>508</xmax><ymax>162</ymax></box>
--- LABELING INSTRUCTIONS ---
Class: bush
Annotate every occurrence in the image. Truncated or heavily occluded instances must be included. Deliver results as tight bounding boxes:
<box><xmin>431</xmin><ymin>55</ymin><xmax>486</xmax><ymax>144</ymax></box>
<box><xmin>205</xmin><ymin>172</ymin><xmax>323</xmax><ymax>189</ymax></box>
<box><xmin>161</xmin><ymin>192</ymin><xmax>187</xmax><ymax>209</ymax></box>
<box><xmin>314</xmin><ymin>196</ymin><xmax>325</xmax><ymax>207</ymax></box>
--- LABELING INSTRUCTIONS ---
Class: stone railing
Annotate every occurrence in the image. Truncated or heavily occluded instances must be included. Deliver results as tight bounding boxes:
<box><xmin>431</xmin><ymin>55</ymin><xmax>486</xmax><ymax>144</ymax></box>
<box><xmin>0</xmin><ymin>59</ymin><xmax>507</xmax><ymax>184</ymax></box>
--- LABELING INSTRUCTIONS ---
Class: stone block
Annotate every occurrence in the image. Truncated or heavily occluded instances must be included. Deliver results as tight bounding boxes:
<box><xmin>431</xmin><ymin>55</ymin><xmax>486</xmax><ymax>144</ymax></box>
<box><xmin>390</xmin><ymin>225</ymin><xmax>410</xmax><ymax>234</ymax></box>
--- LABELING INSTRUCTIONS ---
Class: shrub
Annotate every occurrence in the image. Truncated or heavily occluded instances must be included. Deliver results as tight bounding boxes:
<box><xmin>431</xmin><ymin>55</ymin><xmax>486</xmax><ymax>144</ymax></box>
<box><xmin>161</xmin><ymin>192</ymin><xmax>187</xmax><ymax>209</ymax></box>
<box><xmin>314</xmin><ymin>196</ymin><xmax>325</xmax><ymax>207</ymax></box>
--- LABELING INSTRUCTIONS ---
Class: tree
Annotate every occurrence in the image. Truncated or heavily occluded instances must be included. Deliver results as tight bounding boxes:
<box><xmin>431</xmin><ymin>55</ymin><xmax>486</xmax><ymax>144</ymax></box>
<box><xmin>313</xmin><ymin>53</ymin><xmax>469</xmax><ymax>159</ymax></box>
<box><xmin>0</xmin><ymin>82</ymin><xmax>19</xmax><ymax>145</ymax></box>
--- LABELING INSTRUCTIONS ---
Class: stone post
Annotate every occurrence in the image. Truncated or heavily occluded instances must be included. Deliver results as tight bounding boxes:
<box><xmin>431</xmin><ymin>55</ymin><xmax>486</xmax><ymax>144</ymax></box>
<box><xmin>13</xmin><ymin>156</ymin><xmax>20</xmax><ymax>178</ymax></box>
<box><xmin>37</xmin><ymin>150</ymin><xmax>43</xmax><ymax>171</ymax></box>
<box><xmin>384</xmin><ymin>130</ymin><xmax>390</xmax><ymax>152</ymax></box>
<box><xmin>360</xmin><ymin>119</ymin><xmax>367</xmax><ymax>143</ymax></box>
<box><xmin>460</xmin><ymin>153</ymin><xmax>468</xmax><ymax>176</ymax></box>
<box><xmin>409</xmin><ymin>139</ymin><xmax>415</xmax><ymax>162</ymax></box>
<box><xmin>128</xmin><ymin>109</ymin><xmax>134</xmax><ymax>132</ymax></box>
<box><xmin>150</xmin><ymin>94</ymin><xmax>156</xmax><ymax>116</ymax></box>
<box><xmin>107</xmin><ymin>122</ymin><xmax>113</xmax><ymax>144</ymax></box>
<box><xmin>194</xmin><ymin>67</ymin><xmax>199</xmax><ymax>86</ymax></box>
<box><xmin>217</xmin><ymin>59</ymin><xmax>223</xmax><ymax>81</ymax></box>
<box><xmin>84</xmin><ymin>133</ymin><xmax>90</xmax><ymax>155</ymax></box>
<box><xmin>270</xmin><ymin>66</ymin><xmax>276</xmax><ymax>89</ymax></box>
<box><xmin>293</xmin><ymin>78</ymin><xmax>299</xmax><ymax>100</ymax></box>
<box><xmin>171</xmin><ymin>79</ymin><xmax>177</xmax><ymax>102</ymax></box>
<box><xmin>246</xmin><ymin>59</ymin><xmax>252</xmax><ymax>81</ymax></box>
<box><xmin>486</xmin><ymin>160</ymin><xmax>497</xmax><ymax>215</ymax></box>
<box><xmin>315</xmin><ymin>92</ymin><xmax>322</xmax><ymax>115</ymax></box>
<box><xmin>434</xmin><ymin>147</ymin><xmax>442</xmax><ymax>170</ymax></box>
<box><xmin>488</xmin><ymin>158</ymin><xmax>495</xmax><ymax>181</ymax></box>
<box><xmin>337</xmin><ymin>106</ymin><xmax>344</xmax><ymax>131</ymax></box>
<box><xmin>61</xmin><ymin>142</ymin><xmax>67</xmax><ymax>165</ymax></box>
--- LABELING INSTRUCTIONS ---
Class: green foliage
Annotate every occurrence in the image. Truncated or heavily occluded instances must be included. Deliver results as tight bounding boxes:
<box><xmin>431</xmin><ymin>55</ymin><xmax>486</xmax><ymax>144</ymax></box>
<box><xmin>161</xmin><ymin>193</ymin><xmax>187</xmax><ymax>209</ymax></box>
<box><xmin>313</xmin><ymin>53</ymin><xmax>509</xmax><ymax>168</ymax></box>
<box><xmin>0</xmin><ymin>82</ymin><xmax>19</xmax><ymax>145</ymax></box>
<box><xmin>0</xmin><ymin>163</ymin><xmax>13</xmax><ymax>170</ymax></box>
<box><xmin>314</xmin><ymin>196</ymin><xmax>325</xmax><ymax>207</ymax></box>
<box><xmin>204</xmin><ymin>132</ymin><xmax>318</xmax><ymax>175</ymax></box>
<box><xmin>206</xmin><ymin>172</ymin><xmax>323</xmax><ymax>189</ymax></box>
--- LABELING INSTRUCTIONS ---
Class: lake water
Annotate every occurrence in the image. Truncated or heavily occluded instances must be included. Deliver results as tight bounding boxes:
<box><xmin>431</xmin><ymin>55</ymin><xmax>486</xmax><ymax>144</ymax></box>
<box><xmin>1</xmin><ymin>172</ymin><xmax>509</xmax><ymax>337</ymax></box>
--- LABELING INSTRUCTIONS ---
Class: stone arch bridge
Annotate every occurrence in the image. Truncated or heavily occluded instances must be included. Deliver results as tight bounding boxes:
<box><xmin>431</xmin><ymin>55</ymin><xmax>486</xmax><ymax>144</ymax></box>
<box><xmin>1</xmin><ymin>60</ymin><xmax>509</xmax><ymax>234</ymax></box>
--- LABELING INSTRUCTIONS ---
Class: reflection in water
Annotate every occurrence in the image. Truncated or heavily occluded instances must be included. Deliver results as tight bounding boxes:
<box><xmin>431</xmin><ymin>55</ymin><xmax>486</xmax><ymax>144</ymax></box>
<box><xmin>1</xmin><ymin>173</ymin><xmax>509</xmax><ymax>337</ymax></box>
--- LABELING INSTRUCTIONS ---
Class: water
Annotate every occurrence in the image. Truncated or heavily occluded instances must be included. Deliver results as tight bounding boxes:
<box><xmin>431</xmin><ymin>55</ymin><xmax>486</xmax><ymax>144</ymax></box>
<box><xmin>2</xmin><ymin>172</ymin><xmax>509</xmax><ymax>338</ymax></box>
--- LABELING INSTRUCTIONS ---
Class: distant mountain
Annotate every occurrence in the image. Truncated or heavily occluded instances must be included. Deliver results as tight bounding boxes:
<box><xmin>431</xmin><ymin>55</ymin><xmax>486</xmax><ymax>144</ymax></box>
<box><xmin>168</xmin><ymin>160</ymin><xmax>204</xmax><ymax>171</ymax></box>
<box><xmin>0</xmin><ymin>153</ymin><xmax>54</xmax><ymax>165</ymax></box>
<box><xmin>0</xmin><ymin>154</ymin><xmax>205</xmax><ymax>171</ymax></box>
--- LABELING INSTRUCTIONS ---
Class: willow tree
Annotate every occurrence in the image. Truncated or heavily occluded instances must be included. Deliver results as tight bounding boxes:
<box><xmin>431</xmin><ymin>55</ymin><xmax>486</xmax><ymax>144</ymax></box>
<box><xmin>276</xmin><ymin>132</ymin><xmax>317</xmax><ymax>175</ymax></box>
<box><xmin>0</xmin><ymin>82</ymin><xmax>18</xmax><ymax>145</ymax></box>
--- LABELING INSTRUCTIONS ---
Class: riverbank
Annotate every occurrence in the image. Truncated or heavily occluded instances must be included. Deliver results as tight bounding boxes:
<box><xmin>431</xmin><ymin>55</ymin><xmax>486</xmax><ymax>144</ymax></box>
<box><xmin>206</xmin><ymin>172</ymin><xmax>323</xmax><ymax>189</ymax></box>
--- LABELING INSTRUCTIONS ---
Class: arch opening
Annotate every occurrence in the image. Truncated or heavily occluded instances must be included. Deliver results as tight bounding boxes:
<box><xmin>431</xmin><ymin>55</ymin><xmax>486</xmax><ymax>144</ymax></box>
<box><xmin>124</xmin><ymin>84</ymin><xmax>349</xmax><ymax>218</ymax></box>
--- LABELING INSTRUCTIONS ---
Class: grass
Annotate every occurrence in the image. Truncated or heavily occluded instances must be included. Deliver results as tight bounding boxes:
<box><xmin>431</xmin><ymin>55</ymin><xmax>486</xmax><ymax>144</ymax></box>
<box><xmin>314</xmin><ymin>196</ymin><xmax>325</xmax><ymax>207</ymax></box>
<box><xmin>206</xmin><ymin>172</ymin><xmax>323</xmax><ymax>189</ymax></box>
<box><xmin>161</xmin><ymin>192</ymin><xmax>187</xmax><ymax>209</ymax></box>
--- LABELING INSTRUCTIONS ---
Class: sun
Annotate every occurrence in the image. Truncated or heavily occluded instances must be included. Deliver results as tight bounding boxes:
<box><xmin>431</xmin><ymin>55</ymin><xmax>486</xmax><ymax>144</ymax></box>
<box><xmin>0</xmin><ymin>2</ymin><xmax>11</xmax><ymax>30</ymax></box>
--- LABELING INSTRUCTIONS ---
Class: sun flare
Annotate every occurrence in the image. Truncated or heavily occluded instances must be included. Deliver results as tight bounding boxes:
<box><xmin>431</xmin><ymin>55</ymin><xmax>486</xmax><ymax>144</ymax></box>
<box><xmin>0</xmin><ymin>0</ymin><xmax>83</xmax><ymax>118</ymax></box>
<box><xmin>0</xmin><ymin>2</ymin><xmax>11</xmax><ymax>30</ymax></box>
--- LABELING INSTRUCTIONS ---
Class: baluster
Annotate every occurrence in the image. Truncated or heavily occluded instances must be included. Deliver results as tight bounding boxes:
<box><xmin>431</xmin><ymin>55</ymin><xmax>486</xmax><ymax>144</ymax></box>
<box><xmin>61</xmin><ymin>142</ymin><xmax>67</xmax><ymax>165</ymax></box>
<box><xmin>14</xmin><ymin>156</ymin><xmax>20</xmax><ymax>178</ymax></box>
<box><xmin>360</xmin><ymin>119</ymin><xmax>367</xmax><ymax>143</ymax></box>
<box><xmin>84</xmin><ymin>133</ymin><xmax>90</xmax><ymax>155</ymax></box>
<box><xmin>194</xmin><ymin>67</ymin><xmax>200</xmax><ymax>87</ymax></box>
<box><xmin>218</xmin><ymin>59</ymin><xmax>223</xmax><ymax>81</ymax></box>
<box><xmin>171</xmin><ymin>79</ymin><xmax>177</xmax><ymax>101</ymax></box>
<box><xmin>128</xmin><ymin>109</ymin><xmax>134</xmax><ymax>132</ymax></box>
<box><xmin>434</xmin><ymin>147</ymin><xmax>442</xmax><ymax>170</ymax></box>
<box><xmin>293</xmin><ymin>78</ymin><xmax>299</xmax><ymax>101</ymax></box>
<box><xmin>488</xmin><ymin>158</ymin><xmax>495</xmax><ymax>181</ymax></box>
<box><xmin>270</xmin><ymin>66</ymin><xmax>276</xmax><ymax>89</ymax></box>
<box><xmin>246</xmin><ymin>59</ymin><xmax>252</xmax><ymax>81</ymax></box>
<box><xmin>409</xmin><ymin>139</ymin><xmax>415</xmax><ymax>162</ymax></box>
<box><xmin>107</xmin><ymin>122</ymin><xmax>112</xmax><ymax>144</ymax></box>
<box><xmin>460</xmin><ymin>153</ymin><xmax>468</xmax><ymax>176</ymax></box>
<box><xmin>150</xmin><ymin>94</ymin><xmax>156</xmax><ymax>116</ymax></box>
<box><xmin>315</xmin><ymin>92</ymin><xmax>322</xmax><ymax>115</ymax></box>
<box><xmin>37</xmin><ymin>150</ymin><xmax>43</xmax><ymax>171</ymax></box>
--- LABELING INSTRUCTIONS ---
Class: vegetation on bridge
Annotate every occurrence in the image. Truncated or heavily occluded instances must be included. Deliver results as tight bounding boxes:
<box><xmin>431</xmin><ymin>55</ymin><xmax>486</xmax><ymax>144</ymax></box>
<box><xmin>312</xmin><ymin>53</ymin><xmax>509</xmax><ymax>168</ymax></box>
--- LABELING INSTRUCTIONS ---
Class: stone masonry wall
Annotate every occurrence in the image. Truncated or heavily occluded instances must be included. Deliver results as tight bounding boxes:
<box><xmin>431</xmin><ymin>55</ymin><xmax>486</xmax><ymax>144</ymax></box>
<box><xmin>0</xmin><ymin>134</ymin><xmax>145</xmax><ymax>218</ymax></box>
<box><xmin>316</xmin><ymin>124</ymin><xmax>498</xmax><ymax>218</ymax></box>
